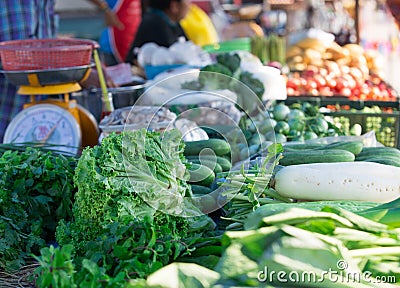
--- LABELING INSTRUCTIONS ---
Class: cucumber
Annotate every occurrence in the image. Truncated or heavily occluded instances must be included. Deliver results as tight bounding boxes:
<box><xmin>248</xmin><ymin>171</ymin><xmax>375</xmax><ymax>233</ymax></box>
<box><xmin>283</xmin><ymin>143</ymin><xmax>325</xmax><ymax>151</ymax></box>
<box><xmin>357</xmin><ymin>156</ymin><xmax>400</xmax><ymax>167</ymax></box>
<box><xmin>186</xmin><ymin>155</ymin><xmax>232</xmax><ymax>171</ymax></box>
<box><xmin>190</xmin><ymin>184</ymin><xmax>213</xmax><ymax>195</ymax></box>
<box><xmin>187</xmin><ymin>158</ymin><xmax>223</xmax><ymax>174</ymax></box>
<box><xmin>356</xmin><ymin>153</ymin><xmax>400</xmax><ymax>161</ymax></box>
<box><xmin>187</xmin><ymin>163</ymin><xmax>215</xmax><ymax>187</ymax></box>
<box><xmin>315</xmin><ymin>141</ymin><xmax>364</xmax><ymax>156</ymax></box>
<box><xmin>356</xmin><ymin>147</ymin><xmax>400</xmax><ymax>159</ymax></box>
<box><xmin>285</xmin><ymin>141</ymin><xmax>363</xmax><ymax>156</ymax></box>
<box><xmin>280</xmin><ymin>149</ymin><xmax>355</xmax><ymax>166</ymax></box>
<box><xmin>184</xmin><ymin>139</ymin><xmax>231</xmax><ymax>156</ymax></box>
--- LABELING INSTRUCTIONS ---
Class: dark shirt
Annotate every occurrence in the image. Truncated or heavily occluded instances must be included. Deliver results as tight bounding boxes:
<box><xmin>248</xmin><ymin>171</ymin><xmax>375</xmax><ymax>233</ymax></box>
<box><xmin>125</xmin><ymin>9</ymin><xmax>187</xmax><ymax>63</ymax></box>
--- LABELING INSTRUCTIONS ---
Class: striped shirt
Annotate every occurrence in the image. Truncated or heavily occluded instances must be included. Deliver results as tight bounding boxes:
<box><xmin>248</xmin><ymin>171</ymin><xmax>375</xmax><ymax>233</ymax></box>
<box><xmin>0</xmin><ymin>0</ymin><xmax>56</xmax><ymax>142</ymax></box>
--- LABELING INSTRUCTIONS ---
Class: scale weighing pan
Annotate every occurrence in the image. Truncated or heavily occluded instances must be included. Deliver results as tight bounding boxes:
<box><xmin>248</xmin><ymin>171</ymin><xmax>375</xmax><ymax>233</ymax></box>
<box><xmin>0</xmin><ymin>64</ymin><xmax>93</xmax><ymax>87</ymax></box>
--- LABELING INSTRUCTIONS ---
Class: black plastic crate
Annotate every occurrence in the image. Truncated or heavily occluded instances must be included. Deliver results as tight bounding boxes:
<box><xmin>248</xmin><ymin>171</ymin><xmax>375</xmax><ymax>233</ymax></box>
<box><xmin>323</xmin><ymin>111</ymin><xmax>400</xmax><ymax>148</ymax></box>
<box><xmin>283</xmin><ymin>96</ymin><xmax>400</xmax><ymax>110</ymax></box>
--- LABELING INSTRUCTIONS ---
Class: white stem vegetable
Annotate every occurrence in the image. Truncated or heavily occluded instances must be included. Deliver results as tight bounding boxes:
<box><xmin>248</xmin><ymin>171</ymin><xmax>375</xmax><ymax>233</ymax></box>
<box><xmin>273</xmin><ymin>162</ymin><xmax>400</xmax><ymax>203</ymax></box>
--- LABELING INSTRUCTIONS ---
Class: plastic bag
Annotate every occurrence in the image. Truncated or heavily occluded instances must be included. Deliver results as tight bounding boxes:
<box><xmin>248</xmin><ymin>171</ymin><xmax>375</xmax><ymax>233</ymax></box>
<box><xmin>180</xmin><ymin>4</ymin><xmax>219</xmax><ymax>46</ymax></box>
<box><xmin>283</xmin><ymin>131</ymin><xmax>383</xmax><ymax>147</ymax></box>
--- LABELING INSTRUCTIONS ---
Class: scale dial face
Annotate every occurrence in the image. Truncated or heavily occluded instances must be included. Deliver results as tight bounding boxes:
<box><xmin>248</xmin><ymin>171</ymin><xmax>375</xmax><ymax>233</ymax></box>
<box><xmin>3</xmin><ymin>104</ymin><xmax>82</xmax><ymax>155</ymax></box>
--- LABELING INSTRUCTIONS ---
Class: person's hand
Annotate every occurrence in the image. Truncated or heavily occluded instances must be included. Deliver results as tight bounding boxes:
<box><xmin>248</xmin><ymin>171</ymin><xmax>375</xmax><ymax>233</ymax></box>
<box><xmin>105</xmin><ymin>9</ymin><xmax>124</xmax><ymax>30</ymax></box>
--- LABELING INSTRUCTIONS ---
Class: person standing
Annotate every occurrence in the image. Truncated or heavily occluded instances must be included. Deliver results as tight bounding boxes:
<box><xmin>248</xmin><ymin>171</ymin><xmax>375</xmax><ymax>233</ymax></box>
<box><xmin>0</xmin><ymin>0</ymin><xmax>57</xmax><ymax>143</ymax></box>
<box><xmin>125</xmin><ymin>0</ymin><xmax>190</xmax><ymax>63</ymax></box>
<box><xmin>87</xmin><ymin>0</ymin><xmax>142</xmax><ymax>65</ymax></box>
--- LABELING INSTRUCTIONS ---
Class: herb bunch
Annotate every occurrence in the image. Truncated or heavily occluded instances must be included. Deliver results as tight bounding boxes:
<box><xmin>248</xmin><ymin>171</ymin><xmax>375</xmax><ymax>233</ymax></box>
<box><xmin>0</xmin><ymin>148</ymin><xmax>76</xmax><ymax>271</ymax></box>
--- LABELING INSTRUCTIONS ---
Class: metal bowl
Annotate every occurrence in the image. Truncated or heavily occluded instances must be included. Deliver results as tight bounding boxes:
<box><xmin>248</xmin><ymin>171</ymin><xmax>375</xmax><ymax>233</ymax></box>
<box><xmin>71</xmin><ymin>80</ymin><xmax>147</xmax><ymax>122</ymax></box>
<box><xmin>105</xmin><ymin>81</ymin><xmax>147</xmax><ymax>108</ymax></box>
<box><xmin>0</xmin><ymin>64</ymin><xmax>93</xmax><ymax>86</ymax></box>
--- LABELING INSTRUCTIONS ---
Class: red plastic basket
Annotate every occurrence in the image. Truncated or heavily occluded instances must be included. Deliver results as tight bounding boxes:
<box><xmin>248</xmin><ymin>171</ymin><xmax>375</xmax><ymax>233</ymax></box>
<box><xmin>0</xmin><ymin>38</ymin><xmax>96</xmax><ymax>71</ymax></box>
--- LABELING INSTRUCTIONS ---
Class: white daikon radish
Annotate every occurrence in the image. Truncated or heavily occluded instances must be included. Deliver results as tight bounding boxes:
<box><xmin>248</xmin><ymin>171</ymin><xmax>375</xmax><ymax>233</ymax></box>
<box><xmin>273</xmin><ymin>162</ymin><xmax>400</xmax><ymax>203</ymax></box>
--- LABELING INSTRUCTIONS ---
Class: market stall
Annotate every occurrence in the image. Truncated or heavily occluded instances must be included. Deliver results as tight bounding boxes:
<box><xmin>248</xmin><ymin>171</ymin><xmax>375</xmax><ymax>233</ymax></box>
<box><xmin>1</xmin><ymin>4</ymin><xmax>400</xmax><ymax>286</ymax></box>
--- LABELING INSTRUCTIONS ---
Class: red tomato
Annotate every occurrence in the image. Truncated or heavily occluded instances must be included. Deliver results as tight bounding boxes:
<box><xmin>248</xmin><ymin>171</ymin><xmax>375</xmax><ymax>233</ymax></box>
<box><xmin>370</xmin><ymin>86</ymin><xmax>382</xmax><ymax>98</ymax></box>
<box><xmin>335</xmin><ymin>78</ymin><xmax>349</xmax><ymax>91</ymax></box>
<box><xmin>306</xmin><ymin>79</ymin><xmax>318</xmax><ymax>90</ymax></box>
<box><xmin>380</xmin><ymin>89</ymin><xmax>389</xmax><ymax>100</ymax></box>
<box><xmin>319</xmin><ymin>86</ymin><xmax>333</xmax><ymax>96</ymax></box>
<box><xmin>286</xmin><ymin>79</ymin><xmax>298</xmax><ymax>90</ymax></box>
<box><xmin>352</xmin><ymin>88</ymin><xmax>360</xmax><ymax>96</ymax></box>
<box><xmin>287</xmin><ymin>87</ymin><xmax>296</xmax><ymax>96</ymax></box>
<box><xmin>309</xmin><ymin>88</ymin><xmax>319</xmax><ymax>96</ymax></box>
<box><xmin>326</xmin><ymin>78</ymin><xmax>337</xmax><ymax>89</ymax></box>
<box><xmin>340</xmin><ymin>87</ymin><xmax>352</xmax><ymax>97</ymax></box>
<box><xmin>291</xmin><ymin>77</ymin><xmax>301</xmax><ymax>87</ymax></box>
<box><xmin>313</xmin><ymin>74</ymin><xmax>326</xmax><ymax>88</ymax></box>
<box><xmin>299</xmin><ymin>77</ymin><xmax>308</xmax><ymax>87</ymax></box>
<box><xmin>319</xmin><ymin>67</ymin><xmax>328</xmax><ymax>77</ymax></box>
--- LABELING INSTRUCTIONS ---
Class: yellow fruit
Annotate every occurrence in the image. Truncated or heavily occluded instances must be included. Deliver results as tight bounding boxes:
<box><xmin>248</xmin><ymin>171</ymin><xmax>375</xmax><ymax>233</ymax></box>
<box><xmin>295</xmin><ymin>38</ymin><xmax>326</xmax><ymax>52</ymax></box>
<box><xmin>326</xmin><ymin>42</ymin><xmax>347</xmax><ymax>60</ymax></box>
<box><xmin>343</xmin><ymin>43</ymin><xmax>364</xmax><ymax>56</ymax></box>
<box><xmin>286</xmin><ymin>45</ymin><xmax>303</xmax><ymax>59</ymax></box>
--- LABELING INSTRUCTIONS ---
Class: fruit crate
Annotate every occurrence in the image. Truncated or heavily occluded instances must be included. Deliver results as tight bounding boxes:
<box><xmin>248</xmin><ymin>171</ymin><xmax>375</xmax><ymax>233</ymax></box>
<box><xmin>283</xmin><ymin>96</ymin><xmax>400</xmax><ymax>110</ymax></box>
<box><xmin>322</xmin><ymin>110</ymin><xmax>400</xmax><ymax>148</ymax></box>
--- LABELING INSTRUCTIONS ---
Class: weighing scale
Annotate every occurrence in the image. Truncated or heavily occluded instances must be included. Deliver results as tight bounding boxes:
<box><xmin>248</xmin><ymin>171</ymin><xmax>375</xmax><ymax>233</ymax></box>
<box><xmin>0</xmin><ymin>38</ymin><xmax>108</xmax><ymax>156</ymax></box>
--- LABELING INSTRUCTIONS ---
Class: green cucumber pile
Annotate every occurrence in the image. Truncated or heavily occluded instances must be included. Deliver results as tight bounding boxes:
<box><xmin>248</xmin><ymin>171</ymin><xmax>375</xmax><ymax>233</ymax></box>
<box><xmin>282</xmin><ymin>140</ymin><xmax>400</xmax><ymax>167</ymax></box>
<box><xmin>184</xmin><ymin>139</ymin><xmax>232</xmax><ymax>206</ymax></box>
<box><xmin>236</xmin><ymin>102</ymin><xmax>345</xmax><ymax>162</ymax></box>
<box><xmin>267</xmin><ymin>141</ymin><xmax>400</xmax><ymax>203</ymax></box>
<box><xmin>355</xmin><ymin>146</ymin><xmax>400</xmax><ymax>167</ymax></box>
<box><xmin>281</xmin><ymin>140</ymin><xmax>363</xmax><ymax>166</ymax></box>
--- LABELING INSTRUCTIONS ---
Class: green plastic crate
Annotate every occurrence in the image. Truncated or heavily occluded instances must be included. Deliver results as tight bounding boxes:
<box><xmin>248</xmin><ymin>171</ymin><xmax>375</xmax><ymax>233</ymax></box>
<box><xmin>323</xmin><ymin>111</ymin><xmax>400</xmax><ymax>148</ymax></box>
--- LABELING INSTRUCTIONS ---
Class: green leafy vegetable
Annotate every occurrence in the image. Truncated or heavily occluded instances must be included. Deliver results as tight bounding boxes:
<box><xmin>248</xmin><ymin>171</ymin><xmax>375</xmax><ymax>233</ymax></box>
<box><xmin>237</xmin><ymin>71</ymin><xmax>265</xmax><ymax>100</ymax></box>
<box><xmin>53</xmin><ymin>129</ymin><xmax>214</xmax><ymax>283</ymax></box>
<box><xmin>0</xmin><ymin>147</ymin><xmax>76</xmax><ymax>271</ymax></box>
<box><xmin>215</xmin><ymin>53</ymin><xmax>241</xmax><ymax>74</ymax></box>
<box><xmin>198</xmin><ymin>64</ymin><xmax>233</xmax><ymax>91</ymax></box>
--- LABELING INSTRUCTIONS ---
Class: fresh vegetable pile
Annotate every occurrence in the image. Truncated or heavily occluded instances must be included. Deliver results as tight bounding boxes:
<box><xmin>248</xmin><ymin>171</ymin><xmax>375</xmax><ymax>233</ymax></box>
<box><xmin>1</xmin><ymin>110</ymin><xmax>400</xmax><ymax>287</ymax></box>
<box><xmin>137</xmin><ymin>203</ymin><xmax>400</xmax><ymax>287</ymax></box>
<box><xmin>182</xmin><ymin>52</ymin><xmax>265</xmax><ymax>101</ymax></box>
<box><xmin>250</xmin><ymin>34</ymin><xmax>286</xmax><ymax>66</ymax></box>
<box><xmin>48</xmin><ymin>129</ymin><xmax>215</xmax><ymax>285</ymax></box>
<box><xmin>285</xmin><ymin>40</ymin><xmax>398</xmax><ymax>101</ymax></box>
<box><xmin>0</xmin><ymin>148</ymin><xmax>76</xmax><ymax>271</ymax></box>
<box><xmin>235</xmin><ymin>101</ymin><xmax>345</xmax><ymax>160</ymax></box>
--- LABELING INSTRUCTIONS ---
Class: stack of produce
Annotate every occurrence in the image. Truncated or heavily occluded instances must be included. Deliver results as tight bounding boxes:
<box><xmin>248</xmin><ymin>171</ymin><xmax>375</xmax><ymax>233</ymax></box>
<box><xmin>323</xmin><ymin>104</ymin><xmax>399</xmax><ymax>148</ymax></box>
<box><xmin>218</xmin><ymin>142</ymin><xmax>400</xmax><ymax>224</ymax></box>
<box><xmin>0</xmin><ymin>148</ymin><xmax>76</xmax><ymax>271</ymax></box>
<box><xmin>2</xmin><ymin>84</ymin><xmax>400</xmax><ymax>286</ymax></box>
<box><xmin>238</xmin><ymin>101</ymin><xmax>345</xmax><ymax>150</ymax></box>
<box><xmin>285</xmin><ymin>40</ymin><xmax>398</xmax><ymax>101</ymax></box>
<box><xmin>182</xmin><ymin>52</ymin><xmax>265</xmax><ymax>101</ymax></box>
<box><xmin>138</xmin><ymin>195</ymin><xmax>400</xmax><ymax>287</ymax></box>
<box><xmin>0</xmin><ymin>130</ymin><xmax>218</xmax><ymax>287</ymax></box>
<box><xmin>250</xmin><ymin>34</ymin><xmax>286</xmax><ymax>66</ymax></box>
<box><xmin>273</xmin><ymin>144</ymin><xmax>400</xmax><ymax>203</ymax></box>
<box><xmin>183</xmin><ymin>138</ymin><xmax>232</xmax><ymax>212</ymax></box>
